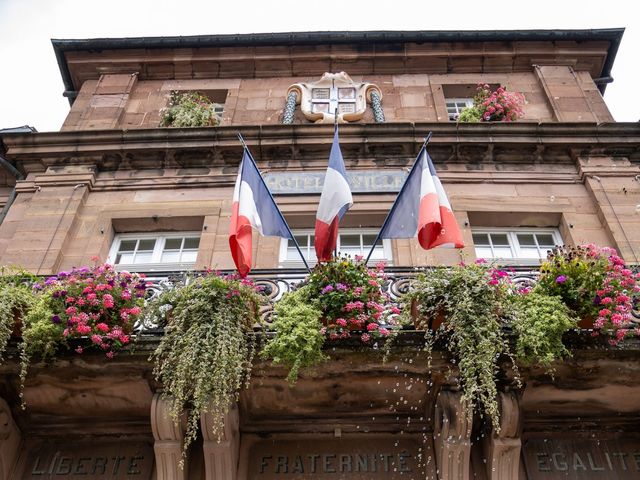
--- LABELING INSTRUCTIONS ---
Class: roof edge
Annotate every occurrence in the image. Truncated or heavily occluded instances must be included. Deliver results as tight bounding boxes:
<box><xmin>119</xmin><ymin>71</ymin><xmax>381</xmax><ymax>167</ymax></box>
<box><xmin>52</xmin><ymin>28</ymin><xmax>625</xmax><ymax>102</ymax></box>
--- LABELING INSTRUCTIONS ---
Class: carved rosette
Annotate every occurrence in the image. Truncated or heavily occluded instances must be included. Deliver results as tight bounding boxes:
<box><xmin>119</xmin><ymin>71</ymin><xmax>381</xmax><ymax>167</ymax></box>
<box><xmin>285</xmin><ymin>72</ymin><xmax>383</xmax><ymax>124</ymax></box>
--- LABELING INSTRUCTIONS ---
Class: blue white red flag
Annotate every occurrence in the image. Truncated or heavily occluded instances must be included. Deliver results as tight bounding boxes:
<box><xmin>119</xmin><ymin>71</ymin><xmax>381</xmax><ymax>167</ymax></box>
<box><xmin>379</xmin><ymin>147</ymin><xmax>464</xmax><ymax>249</ymax></box>
<box><xmin>229</xmin><ymin>149</ymin><xmax>292</xmax><ymax>277</ymax></box>
<box><xmin>314</xmin><ymin>129</ymin><xmax>353</xmax><ymax>262</ymax></box>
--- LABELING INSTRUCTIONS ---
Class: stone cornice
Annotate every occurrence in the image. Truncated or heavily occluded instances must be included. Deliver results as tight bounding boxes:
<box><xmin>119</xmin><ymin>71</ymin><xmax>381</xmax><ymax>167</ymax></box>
<box><xmin>2</xmin><ymin>123</ymin><xmax>639</xmax><ymax>175</ymax></box>
<box><xmin>52</xmin><ymin>29</ymin><xmax>623</xmax><ymax>98</ymax></box>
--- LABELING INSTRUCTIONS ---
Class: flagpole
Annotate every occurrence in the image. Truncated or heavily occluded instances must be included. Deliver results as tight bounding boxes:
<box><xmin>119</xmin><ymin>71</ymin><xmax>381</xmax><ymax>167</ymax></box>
<box><xmin>333</xmin><ymin>109</ymin><xmax>338</xmax><ymax>260</ymax></box>
<box><xmin>237</xmin><ymin>133</ymin><xmax>312</xmax><ymax>274</ymax></box>
<box><xmin>364</xmin><ymin>132</ymin><xmax>433</xmax><ymax>264</ymax></box>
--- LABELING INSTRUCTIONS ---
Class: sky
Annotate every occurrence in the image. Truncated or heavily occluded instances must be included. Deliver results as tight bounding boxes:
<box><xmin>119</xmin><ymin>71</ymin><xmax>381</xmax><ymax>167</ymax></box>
<box><xmin>0</xmin><ymin>0</ymin><xmax>638</xmax><ymax>132</ymax></box>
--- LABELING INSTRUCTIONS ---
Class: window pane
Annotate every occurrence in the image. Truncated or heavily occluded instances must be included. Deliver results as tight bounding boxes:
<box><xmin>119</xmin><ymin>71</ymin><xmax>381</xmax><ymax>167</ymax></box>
<box><xmin>535</xmin><ymin>234</ymin><xmax>555</xmax><ymax>247</ymax></box>
<box><xmin>161</xmin><ymin>251</ymin><xmax>181</xmax><ymax>263</ymax></box>
<box><xmin>492</xmin><ymin>247</ymin><xmax>514</xmax><ymax>258</ymax></box>
<box><xmin>164</xmin><ymin>238</ymin><xmax>182</xmax><ymax>250</ymax></box>
<box><xmin>181</xmin><ymin>251</ymin><xmax>198</xmax><ymax>263</ymax></box>
<box><xmin>134</xmin><ymin>252</ymin><xmax>153</xmax><ymax>264</ymax></box>
<box><xmin>293</xmin><ymin>235</ymin><xmax>308</xmax><ymax>247</ymax></box>
<box><xmin>474</xmin><ymin>247</ymin><xmax>493</xmax><ymax>259</ymax></box>
<box><xmin>183</xmin><ymin>237</ymin><xmax>200</xmax><ymax>249</ymax></box>
<box><xmin>118</xmin><ymin>240</ymin><xmax>137</xmax><ymax>252</ymax></box>
<box><xmin>517</xmin><ymin>234</ymin><xmax>536</xmax><ymax>246</ymax></box>
<box><xmin>472</xmin><ymin>233</ymin><xmax>490</xmax><ymax>245</ymax></box>
<box><xmin>138</xmin><ymin>239</ymin><xmax>156</xmax><ymax>251</ymax></box>
<box><xmin>116</xmin><ymin>253</ymin><xmax>135</xmax><ymax>264</ymax></box>
<box><xmin>362</xmin><ymin>234</ymin><xmax>381</xmax><ymax>246</ymax></box>
<box><xmin>490</xmin><ymin>234</ymin><xmax>509</xmax><ymax>246</ymax></box>
<box><xmin>519</xmin><ymin>247</ymin><xmax>542</xmax><ymax>259</ymax></box>
<box><xmin>340</xmin><ymin>235</ymin><xmax>360</xmax><ymax>247</ymax></box>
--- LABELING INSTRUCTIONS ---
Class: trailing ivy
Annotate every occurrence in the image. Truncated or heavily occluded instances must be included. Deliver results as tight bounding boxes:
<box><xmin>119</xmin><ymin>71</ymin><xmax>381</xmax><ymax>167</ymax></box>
<box><xmin>0</xmin><ymin>268</ymin><xmax>36</xmax><ymax>362</ymax></box>
<box><xmin>401</xmin><ymin>263</ymin><xmax>514</xmax><ymax>430</ymax></box>
<box><xmin>149</xmin><ymin>274</ymin><xmax>262</xmax><ymax>459</ymax></box>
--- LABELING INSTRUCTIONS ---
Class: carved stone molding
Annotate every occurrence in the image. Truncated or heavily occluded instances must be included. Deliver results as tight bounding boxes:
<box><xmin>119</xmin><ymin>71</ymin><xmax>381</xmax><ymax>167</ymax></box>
<box><xmin>0</xmin><ymin>397</ymin><xmax>20</xmax><ymax>480</ymax></box>
<box><xmin>151</xmin><ymin>393</ymin><xmax>187</xmax><ymax>480</ymax></box>
<box><xmin>201</xmin><ymin>403</ymin><xmax>240</xmax><ymax>480</ymax></box>
<box><xmin>433</xmin><ymin>390</ymin><xmax>472</xmax><ymax>480</ymax></box>
<box><xmin>483</xmin><ymin>391</ymin><xmax>522</xmax><ymax>480</ymax></box>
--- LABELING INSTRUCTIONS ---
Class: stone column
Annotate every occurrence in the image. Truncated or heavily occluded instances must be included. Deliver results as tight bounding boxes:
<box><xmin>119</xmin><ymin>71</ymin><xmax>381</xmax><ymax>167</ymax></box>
<box><xmin>0</xmin><ymin>165</ymin><xmax>95</xmax><ymax>274</ymax></box>
<box><xmin>201</xmin><ymin>403</ymin><xmax>240</xmax><ymax>480</ymax></box>
<box><xmin>433</xmin><ymin>390</ymin><xmax>472</xmax><ymax>480</ymax></box>
<box><xmin>0</xmin><ymin>398</ymin><xmax>20</xmax><ymax>480</ymax></box>
<box><xmin>151</xmin><ymin>393</ymin><xmax>187</xmax><ymax>480</ymax></box>
<box><xmin>483</xmin><ymin>391</ymin><xmax>522</xmax><ymax>480</ymax></box>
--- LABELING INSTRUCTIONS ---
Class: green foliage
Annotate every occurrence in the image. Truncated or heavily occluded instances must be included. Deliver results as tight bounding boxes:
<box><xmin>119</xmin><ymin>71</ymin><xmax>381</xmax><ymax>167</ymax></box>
<box><xmin>149</xmin><ymin>274</ymin><xmax>262</xmax><ymax>459</ymax></box>
<box><xmin>160</xmin><ymin>91</ymin><xmax>222</xmax><ymax>128</ymax></box>
<box><xmin>510</xmin><ymin>291</ymin><xmax>577</xmax><ymax>369</ymax></box>
<box><xmin>21</xmin><ymin>292</ymin><xmax>65</xmax><ymax>361</ymax></box>
<box><xmin>401</xmin><ymin>263</ymin><xmax>513</xmax><ymax>430</ymax></box>
<box><xmin>261</xmin><ymin>286</ymin><xmax>325</xmax><ymax>383</ymax></box>
<box><xmin>457</xmin><ymin>106</ymin><xmax>482</xmax><ymax>123</ymax></box>
<box><xmin>536</xmin><ymin>245</ymin><xmax>607</xmax><ymax>319</ymax></box>
<box><xmin>0</xmin><ymin>268</ymin><xmax>37</xmax><ymax>362</ymax></box>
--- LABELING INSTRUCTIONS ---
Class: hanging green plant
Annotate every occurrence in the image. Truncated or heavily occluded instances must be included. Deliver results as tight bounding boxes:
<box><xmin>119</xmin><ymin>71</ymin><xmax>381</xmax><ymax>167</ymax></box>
<box><xmin>0</xmin><ymin>267</ymin><xmax>37</xmax><ymax>362</ymax></box>
<box><xmin>160</xmin><ymin>90</ymin><xmax>222</xmax><ymax>127</ymax></box>
<box><xmin>262</xmin><ymin>256</ymin><xmax>397</xmax><ymax>383</ymax></box>
<box><xmin>149</xmin><ymin>273</ymin><xmax>263</xmax><ymax>458</ymax></box>
<box><xmin>260</xmin><ymin>285</ymin><xmax>325</xmax><ymax>383</ymax></box>
<box><xmin>401</xmin><ymin>262</ymin><xmax>515</xmax><ymax>430</ymax></box>
<box><xmin>510</xmin><ymin>291</ymin><xmax>578</xmax><ymax>369</ymax></box>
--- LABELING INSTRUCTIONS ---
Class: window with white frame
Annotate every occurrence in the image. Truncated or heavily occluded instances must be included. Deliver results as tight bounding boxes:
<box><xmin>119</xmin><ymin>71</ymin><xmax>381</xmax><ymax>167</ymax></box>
<box><xmin>472</xmin><ymin>228</ymin><xmax>561</xmax><ymax>262</ymax></box>
<box><xmin>108</xmin><ymin>233</ymin><xmax>201</xmax><ymax>271</ymax></box>
<box><xmin>445</xmin><ymin>98</ymin><xmax>474</xmax><ymax>121</ymax></box>
<box><xmin>279</xmin><ymin>229</ymin><xmax>392</xmax><ymax>266</ymax></box>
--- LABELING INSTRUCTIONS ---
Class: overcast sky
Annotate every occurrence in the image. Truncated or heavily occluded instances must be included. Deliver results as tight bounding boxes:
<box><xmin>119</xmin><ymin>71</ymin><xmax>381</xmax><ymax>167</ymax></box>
<box><xmin>0</xmin><ymin>0</ymin><xmax>637</xmax><ymax>132</ymax></box>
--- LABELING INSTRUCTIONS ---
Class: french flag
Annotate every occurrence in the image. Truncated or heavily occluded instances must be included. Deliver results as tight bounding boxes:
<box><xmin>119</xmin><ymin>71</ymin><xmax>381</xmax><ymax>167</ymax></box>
<box><xmin>314</xmin><ymin>129</ymin><xmax>353</xmax><ymax>262</ymax></box>
<box><xmin>379</xmin><ymin>146</ymin><xmax>464</xmax><ymax>249</ymax></box>
<box><xmin>229</xmin><ymin>149</ymin><xmax>292</xmax><ymax>277</ymax></box>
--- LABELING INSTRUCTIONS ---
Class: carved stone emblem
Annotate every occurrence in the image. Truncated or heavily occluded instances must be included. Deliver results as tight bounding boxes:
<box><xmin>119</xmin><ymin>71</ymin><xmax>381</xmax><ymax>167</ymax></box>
<box><xmin>286</xmin><ymin>72</ymin><xmax>383</xmax><ymax>124</ymax></box>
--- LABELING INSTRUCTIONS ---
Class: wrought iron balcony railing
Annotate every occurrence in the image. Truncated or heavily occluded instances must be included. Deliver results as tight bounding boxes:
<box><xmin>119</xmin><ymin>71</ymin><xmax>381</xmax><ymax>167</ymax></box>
<box><xmin>136</xmin><ymin>266</ymin><xmax>640</xmax><ymax>333</ymax></box>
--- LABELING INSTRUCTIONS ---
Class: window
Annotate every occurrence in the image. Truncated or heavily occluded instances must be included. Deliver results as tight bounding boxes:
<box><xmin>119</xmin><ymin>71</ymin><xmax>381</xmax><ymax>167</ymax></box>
<box><xmin>472</xmin><ymin>228</ymin><xmax>561</xmax><ymax>263</ymax></box>
<box><xmin>108</xmin><ymin>233</ymin><xmax>201</xmax><ymax>271</ymax></box>
<box><xmin>279</xmin><ymin>229</ymin><xmax>392</xmax><ymax>266</ymax></box>
<box><xmin>445</xmin><ymin>98</ymin><xmax>473</xmax><ymax>121</ymax></box>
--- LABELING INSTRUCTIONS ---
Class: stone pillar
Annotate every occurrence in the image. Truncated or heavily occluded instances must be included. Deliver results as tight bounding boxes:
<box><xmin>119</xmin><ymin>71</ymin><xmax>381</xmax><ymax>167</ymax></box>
<box><xmin>533</xmin><ymin>65</ymin><xmax>600</xmax><ymax>122</ymax></box>
<box><xmin>483</xmin><ymin>391</ymin><xmax>522</xmax><ymax>480</ymax></box>
<box><xmin>433</xmin><ymin>390</ymin><xmax>472</xmax><ymax>480</ymax></box>
<box><xmin>0</xmin><ymin>166</ymin><xmax>95</xmax><ymax>274</ymax></box>
<box><xmin>151</xmin><ymin>393</ymin><xmax>187</xmax><ymax>480</ymax></box>
<box><xmin>0</xmin><ymin>398</ymin><xmax>20</xmax><ymax>480</ymax></box>
<box><xmin>201</xmin><ymin>403</ymin><xmax>240</xmax><ymax>480</ymax></box>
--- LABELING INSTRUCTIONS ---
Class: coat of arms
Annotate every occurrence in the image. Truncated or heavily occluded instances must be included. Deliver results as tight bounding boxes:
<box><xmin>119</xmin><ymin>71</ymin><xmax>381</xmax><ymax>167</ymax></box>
<box><xmin>285</xmin><ymin>72</ymin><xmax>383</xmax><ymax>124</ymax></box>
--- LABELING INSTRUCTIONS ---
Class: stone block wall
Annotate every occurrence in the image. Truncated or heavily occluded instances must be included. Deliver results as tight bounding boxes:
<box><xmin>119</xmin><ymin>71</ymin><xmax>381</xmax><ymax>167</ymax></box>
<box><xmin>1</xmin><ymin>157</ymin><xmax>635</xmax><ymax>275</ymax></box>
<box><xmin>61</xmin><ymin>68</ymin><xmax>613</xmax><ymax>131</ymax></box>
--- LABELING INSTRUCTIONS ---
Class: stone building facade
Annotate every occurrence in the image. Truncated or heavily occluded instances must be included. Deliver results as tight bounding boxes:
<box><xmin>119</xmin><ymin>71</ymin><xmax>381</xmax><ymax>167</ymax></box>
<box><xmin>0</xmin><ymin>29</ymin><xmax>639</xmax><ymax>479</ymax></box>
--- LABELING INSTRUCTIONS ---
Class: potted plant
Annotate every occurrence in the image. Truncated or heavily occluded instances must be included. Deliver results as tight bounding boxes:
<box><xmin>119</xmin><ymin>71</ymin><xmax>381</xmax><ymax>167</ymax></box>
<box><xmin>509</xmin><ymin>289</ymin><xmax>578</xmax><ymax>370</ymax></box>
<box><xmin>0</xmin><ymin>267</ymin><xmax>37</xmax><ymax>361</ymax></box>
<box><xmin>262</xmin><ymin>256</ymin><xmax>397</xmax><ymax>383</ymax></box>
<box><xmin>458</xmin><ymin>84</ymin><xmax>525</xmax><ymax>123</ymax></box>
<box><xmin>19</xmin><ymin>262</ymin><xmax>148</xmax><ymax>403</ymax></box>
<box><xmin>160</xmin><ymin>90</ymin><xmax>222</xmax><ymax>127</ymax></box>
<box><xmin>400</xmin><ymin>261</ymin><xmax>514</xmax><ymax>430</ymax></box>
<box><xmin>536</xmin><ymin>244</ymin><xmax>640</xmax><ymax>344</ymax></box>
<box><xmin>148</xmin><ymin>273</ymin><xmax>263</xmax><ymax>457</ymax></box>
